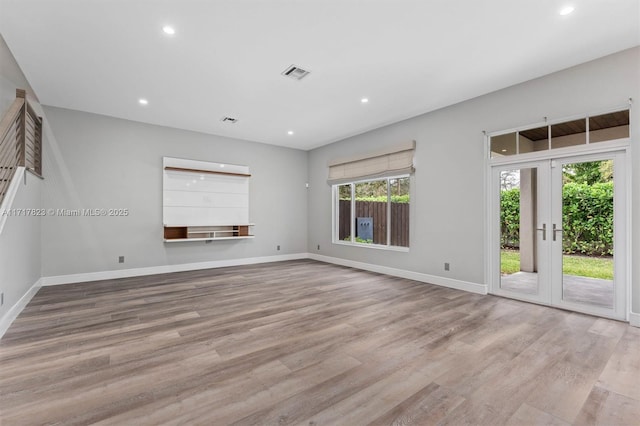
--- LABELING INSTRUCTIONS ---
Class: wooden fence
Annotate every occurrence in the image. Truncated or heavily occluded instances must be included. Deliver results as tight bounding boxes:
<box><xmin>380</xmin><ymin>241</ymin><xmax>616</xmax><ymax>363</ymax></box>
<box><xmin>338</xmin><ymin>200</ymin><xmax>409</xmax><ymax>247</ymax></box>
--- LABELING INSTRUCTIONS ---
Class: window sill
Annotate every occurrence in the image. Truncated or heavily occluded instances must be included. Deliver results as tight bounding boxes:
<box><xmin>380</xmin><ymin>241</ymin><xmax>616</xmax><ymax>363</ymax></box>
<box><xmin>332</xmin><ymin>240</ymin><xmax>409</xmax><ymax>253</ymax></box>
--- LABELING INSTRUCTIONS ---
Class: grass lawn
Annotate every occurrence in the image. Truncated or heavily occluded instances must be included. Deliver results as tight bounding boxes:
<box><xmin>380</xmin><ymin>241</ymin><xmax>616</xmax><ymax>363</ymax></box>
<box><xmin>501</xmin><ymin>250</ymin><xmax>521</xmax><ymax>275</ymax></box>
<box><xmin>501</xmin><ymin>250</ymin><xmax>613</xmax><ymax>280</ymax></box>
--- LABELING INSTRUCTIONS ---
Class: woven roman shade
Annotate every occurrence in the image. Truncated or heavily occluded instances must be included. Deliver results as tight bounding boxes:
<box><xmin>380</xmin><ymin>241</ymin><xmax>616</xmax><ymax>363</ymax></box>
<box><xmin>327</xmin><ymin>140</ymin><xmax>415</xmax><ymax>184</ymax></box>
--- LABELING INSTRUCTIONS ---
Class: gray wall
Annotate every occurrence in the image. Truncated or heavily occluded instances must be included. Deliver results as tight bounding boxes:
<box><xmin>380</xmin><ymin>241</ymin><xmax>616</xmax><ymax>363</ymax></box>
<box><xmin>41</xmin><ymin>107</ymin><xmax>308</xmax><ymax>277</ymax></box>
<box><xmin>0</xmin><ymin>173</ymin><xmax>42</xmax><ymax>319</ymax></box>
<box><xmin>308</xmin><ymin>47</ymin><xmax>640</xmax><ymax>311</ymax></box>
<box><xmin>0</xmin><ymin>33</ymin><xmax>42</xmax><ymax>323</ymax></box>
<box><xmin>0</xmin><ymin>34</ymin><xmax>37</xmax><ymax>114</ymax></box>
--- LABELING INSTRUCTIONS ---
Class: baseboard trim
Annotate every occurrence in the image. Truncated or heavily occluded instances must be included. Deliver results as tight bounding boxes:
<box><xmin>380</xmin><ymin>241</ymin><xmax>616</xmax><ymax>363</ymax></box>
<box><xmin>0</xmin><ymin>277</ymin><xmax>42</xmax><ymax>339</ymax></box>
<box><xmin>41</xmin><ymin>253</ymin><xmax>310</xmax><ymax>286</ymax></box>
<box><xmin>41</xmin><ymin>252</ymin><xmax>487</xmax><ymax>296</ymax></box>
<box><xmin>629</xmin><ymin>312</ymin><xmax>640</xmax><ymax>327</ymax></box>
<box><xmin>309</xmin><ymin>254</ymin><xmax>487</xmax><ymax>295</ymax></box>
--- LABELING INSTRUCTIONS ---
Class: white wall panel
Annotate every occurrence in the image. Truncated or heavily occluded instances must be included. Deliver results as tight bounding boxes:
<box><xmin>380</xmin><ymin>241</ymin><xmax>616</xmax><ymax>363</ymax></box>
<box><xmin>163</xmin><ymin>157</ymin><xmax>250</xmax><ymax>226</ymax></box>
<box><xmin>163</xmin><ymin>192</ymin><xmax>248</xmax><ymax>209</ymax></box>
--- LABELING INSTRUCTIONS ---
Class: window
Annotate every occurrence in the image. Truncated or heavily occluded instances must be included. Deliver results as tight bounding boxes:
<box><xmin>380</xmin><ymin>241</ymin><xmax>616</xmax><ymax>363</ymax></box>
<box><xmin>328</xmin><ymin>140</ymin><xmax>414</xmax><ymax>250</ymax></box>
<box><xmin>334</xmin><ymin>176</ymin><xmax>410</xmax><ymax>249</ymax></box>
<box><xmin>490</xmin><ymin>109</ymin><xmax>629</xmax><ymax>158</ymax></box>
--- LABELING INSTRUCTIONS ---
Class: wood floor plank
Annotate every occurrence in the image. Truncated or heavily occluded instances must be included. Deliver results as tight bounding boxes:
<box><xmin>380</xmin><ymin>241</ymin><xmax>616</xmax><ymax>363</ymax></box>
<box><xmin>367</xmin><ymin>382</ymin><xmax>466</xmax><ymax>426</ymax></box>
<box><xmin>595</xmin><ymin>325</ymin><xmax>640</xmax><ymax>401</ymax></box>
<box><xmin>573</xmin><ymin>385</ymin><xmax>640</xmax><ymax>426</ymax></box>
<box><xmin>0</xmin><ymin>259</ymin><xmax>638</xmax><ymax>425</ymax></box>
<box><xmin>524</xmin><ymin>328</ymin><xmax>622</xmax><ymax>422</ymax></box>
<box><xmin>506</xmin><ymin>403</ymin><xmax>571</xmax><ymax>426</ymax></box>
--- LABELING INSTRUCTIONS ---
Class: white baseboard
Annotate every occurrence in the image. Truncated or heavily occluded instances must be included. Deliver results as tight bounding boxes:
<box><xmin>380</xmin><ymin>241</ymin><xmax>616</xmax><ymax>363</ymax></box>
<box><xmin>630</xmin><ymin>312</ymin><xmax>640</xmax><ymax>327</ymax></box>
<box><xmin>41</xmin><ymin>252</ymin><xmax>487</xmax><ymax>296</ymax></box>
<box><xmin>309</xmin><ymin>254</ymin><xmax>487</xmax><ymax>295</ymax></box>
<box><xmin>41</xmin><ymin>253</ymin><xmax>310</xmax><ymax>286</ymax></box>
<box><xmin>0</xmin><ymin>277</ymin><xmax>42</xmax><ymax>339</ymax></box>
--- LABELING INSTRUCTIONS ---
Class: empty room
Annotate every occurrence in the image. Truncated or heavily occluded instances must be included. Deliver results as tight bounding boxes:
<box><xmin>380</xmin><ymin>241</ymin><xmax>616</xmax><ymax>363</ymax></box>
<box><xmin>0</xmin><ymin>0</ymin><xmax>639</xmax><ymax>424</ymax></box>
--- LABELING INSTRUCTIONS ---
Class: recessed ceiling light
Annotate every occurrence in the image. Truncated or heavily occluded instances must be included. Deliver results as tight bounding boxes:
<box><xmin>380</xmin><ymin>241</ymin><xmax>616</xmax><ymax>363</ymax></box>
<box><xmin>138</xmin><ymin>98</ymin><xmax>148</xmax><ymax>105</ymax></box>
<box><xmin>501</xmin><ymin>149</ymin><xmax>507</xmax><ymax>152</ymax></box>
<box><xmin>559</xmin><ymin>6</ymin><xmax>575</xmax><ymax>15</ymax></box>
<box><xmin>361</xmin><ymin>98</ymin><xmax>369</xmax><ymax>103</ymax></box>
<box><xmin>288</xmin><ymin>130</ymin><xmax>294</xmax><ymax>135</ymax></box>
<box><xmin>220</xmin><ymin>164</ymin><xmax>225</xmax><ymax>168</ymax></box>
<box><xmin>162</xmin><ymin>25</ymin><xmax>176</xmax><ymax>35</ymax></box>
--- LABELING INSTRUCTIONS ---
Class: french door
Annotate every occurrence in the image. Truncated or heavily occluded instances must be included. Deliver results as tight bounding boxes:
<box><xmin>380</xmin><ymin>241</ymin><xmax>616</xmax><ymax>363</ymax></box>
<box><xmin>491</xmin><ymin>151</ymin><xmax>627</xmax><ymax>320</ymax></box>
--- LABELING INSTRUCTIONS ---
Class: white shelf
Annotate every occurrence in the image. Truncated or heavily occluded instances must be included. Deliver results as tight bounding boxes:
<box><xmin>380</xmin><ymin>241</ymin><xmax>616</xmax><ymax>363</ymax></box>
<box><xmin>164</xmin><ymin>235</ymin><xmax>255</xmax><ymax>243</ymax></box>
<box><xmin>164</xmin><ymin>223</ymin><xmax>255</xmax><ymax>227</ymax></box>
<box><xmin>163</xmin><ymin>224</ymin><xmax>255</xmax><ymax>243</ymax></box>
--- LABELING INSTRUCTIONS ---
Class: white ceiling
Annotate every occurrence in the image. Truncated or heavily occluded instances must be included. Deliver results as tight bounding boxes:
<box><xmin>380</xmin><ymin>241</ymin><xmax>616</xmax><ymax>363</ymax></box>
<box><xmin>1</xmin><ymin>1</ymin><xmax>638</xmax><ymax>150</ymax></box>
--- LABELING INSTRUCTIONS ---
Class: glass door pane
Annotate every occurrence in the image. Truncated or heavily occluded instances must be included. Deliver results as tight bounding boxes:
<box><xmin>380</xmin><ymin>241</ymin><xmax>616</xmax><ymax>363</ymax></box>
<box><xmin>498</xmin><ymin>166</ymin><xmax>545</xmax><ymax>298</ymax></box>
<box><xmin>559</xmin><ymin>159</ymin><xmax>614</xmax><ymax>309</ymax></box>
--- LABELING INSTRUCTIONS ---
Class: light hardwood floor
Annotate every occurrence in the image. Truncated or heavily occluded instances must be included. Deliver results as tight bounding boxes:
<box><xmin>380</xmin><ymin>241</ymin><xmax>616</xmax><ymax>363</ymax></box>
<box><xmin>1</xmin><ymin>260</ymin><xmax>638</xmax><ymax>425</ymax></box>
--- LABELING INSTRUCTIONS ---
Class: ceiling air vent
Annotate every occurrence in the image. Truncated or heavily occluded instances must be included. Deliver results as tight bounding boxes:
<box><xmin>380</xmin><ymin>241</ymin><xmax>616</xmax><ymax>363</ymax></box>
<box><xmin>221</xmin><ymin>116</ymin><xmax>238</xmax><ymax>124</ymax></box>
<box><xmin>281</xmin><ymin>64</ymin><xmax>310</xmax><ymax>81</ymax></box>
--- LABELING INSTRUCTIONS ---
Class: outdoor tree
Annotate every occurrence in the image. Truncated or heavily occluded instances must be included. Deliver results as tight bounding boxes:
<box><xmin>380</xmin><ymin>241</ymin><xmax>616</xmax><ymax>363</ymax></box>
<box><xmin>563</xmin><ymin>160</ymin><xmax>613</xmax><ymax>185</ymax></box>
<box><xmin>500</xmin><ymin>170</ymin><xmax>520</xmax><ymax>190</ymax></box>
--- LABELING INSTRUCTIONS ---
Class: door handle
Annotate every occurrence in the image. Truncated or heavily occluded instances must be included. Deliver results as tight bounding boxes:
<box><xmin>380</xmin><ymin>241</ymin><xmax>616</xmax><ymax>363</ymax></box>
<box><xmin>553</xmin><ymin>223</ymin><xmax>563</xmax><ymax>241</ymax></box>
<box><xmin>536</xmin><ymin>223</ymin><xmax>546</xmax><ymax>241</ymax></box>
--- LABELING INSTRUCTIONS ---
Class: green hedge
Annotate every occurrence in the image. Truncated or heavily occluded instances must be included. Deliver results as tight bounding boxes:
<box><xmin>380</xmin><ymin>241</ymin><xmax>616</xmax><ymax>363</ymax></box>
<box><xmin>501</xmin><ymin>182</ymin><xmax>613</xmax><ymax>256</ymax></box>
<box><xmin>500</xmin><ymin>188</ymin><xmax>521</xmax><ymax>248</ymax></box>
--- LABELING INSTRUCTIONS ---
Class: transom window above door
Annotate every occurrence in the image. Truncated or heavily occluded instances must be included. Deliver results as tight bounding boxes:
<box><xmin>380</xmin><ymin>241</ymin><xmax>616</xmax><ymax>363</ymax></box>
<box><xmin>490</xmin><ymin>109</ymin><xmax>629</xmax><ymax>158</ymax></box>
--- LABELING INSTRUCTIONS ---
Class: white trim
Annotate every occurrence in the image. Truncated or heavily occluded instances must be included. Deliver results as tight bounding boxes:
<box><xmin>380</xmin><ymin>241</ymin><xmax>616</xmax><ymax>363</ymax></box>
<box><xmin>164</xmin><ymin>236</ymin><xmax>255</xmax><ymax>242</ymax></box>
<box><xmin>309</xmin><ymin>253</ymin><xmax>487</xmax><ymax>295</ymax></box>
<box><xmin>483</xmin><ymin>133</ymin><xmax>491</xmax><ymax>294</ymax></box>
<box><xmin>489</xmin><ymin>139</ymin><xmax>629</xmax><ymax>167</ymax></box>
<box><xmin>331</xmin><ymin>175</ymin><xmax>411</xmax><ymax>249</ymax></box>
<box><xmin>626</xmin><ymin>142</ymin><xmax>633</xmax><ymax>324</ymax></box>
<box><xmin>42</xmin><ymin>253</ymin><xmax>309</xmax><ymax>286</ymax></box>
<box><xmin>629</xmin><ymin>312</ymin><xmax>640</xmax><ymax>328</ymax></box>
<box><xmin>487</xmin><ymin>149</ymin><xmax>631</xmax><ymax>322</ymax></box>
<box><xmin>0</xmin><ymin>277</ymin><xmax>42</xmax><ymax>339</ymax></box>
<box><xmin>0</xmin><ymin>166</ymin><xmax>25</xmax><ymax>236</ymax></box>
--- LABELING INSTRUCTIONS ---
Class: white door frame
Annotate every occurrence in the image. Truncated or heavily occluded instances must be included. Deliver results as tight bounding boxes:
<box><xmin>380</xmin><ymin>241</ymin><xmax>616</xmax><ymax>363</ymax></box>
<box><xmin>549</xmin><ymin>151</ymin><xmax>628</xmax><ymax>320</ymax></box>
<box><xmin>489</xmin><ymin>160</ymin><xmax>551</xmax><ymax>306</ymax></box>
<box><xmin>486</xmin><ymin>142</ymin><xmax>630</xmax><ymax>321</ymax></box>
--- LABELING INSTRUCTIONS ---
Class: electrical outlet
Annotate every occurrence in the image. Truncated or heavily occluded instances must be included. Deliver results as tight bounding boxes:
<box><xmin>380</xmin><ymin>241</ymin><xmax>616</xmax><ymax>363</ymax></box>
<box><xmin>444</xmin><ymin>262</ymin><xmax>450</xmax><ymax>271</ymax></box>
<box><xmin>119</xmin><ymin>256</ymin><xmax>125</xmax><ymax>263</ymax></box>
<box><xmin>277</xmin><ymin>245</ymin><xmax>280</xmax><ymax>251</ymax></box>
